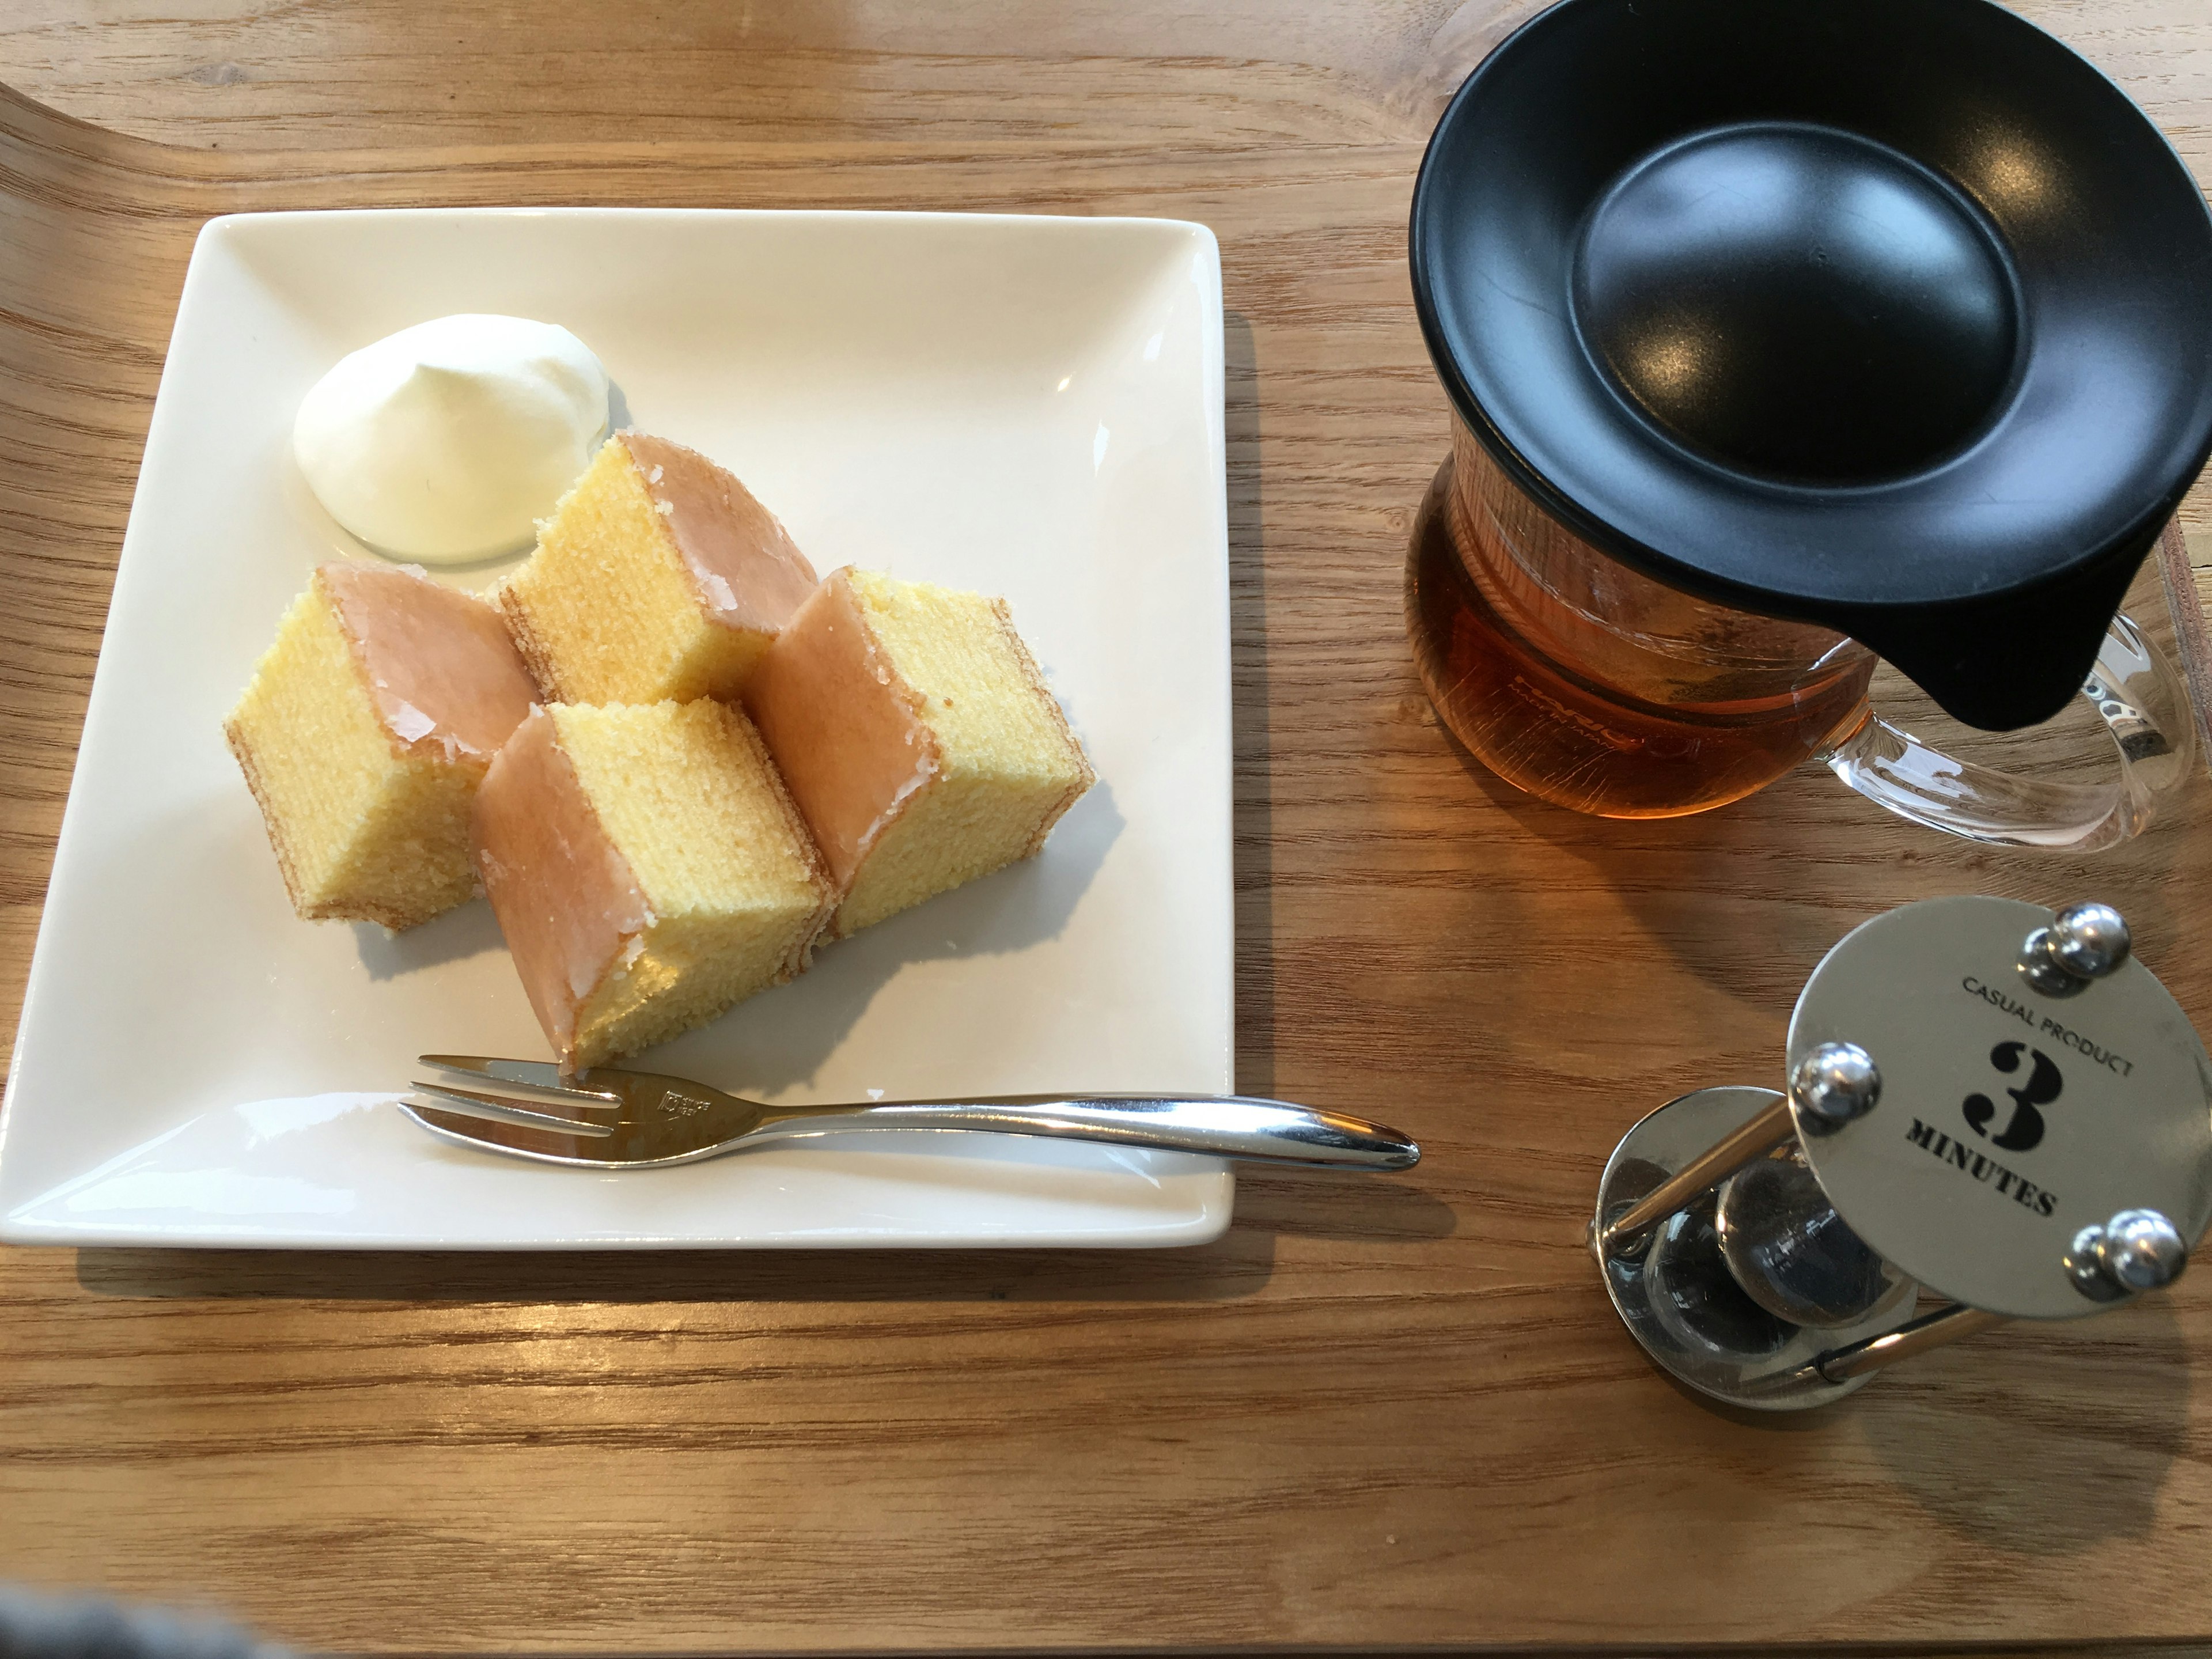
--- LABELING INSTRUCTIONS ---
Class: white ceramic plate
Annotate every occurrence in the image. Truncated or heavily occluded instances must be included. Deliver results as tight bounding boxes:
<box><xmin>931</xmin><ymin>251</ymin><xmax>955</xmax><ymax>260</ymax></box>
<box><xmin>0</xmin><ymin>210</ymin><xmax>1233</xmax><ymax>1248</ymax></box>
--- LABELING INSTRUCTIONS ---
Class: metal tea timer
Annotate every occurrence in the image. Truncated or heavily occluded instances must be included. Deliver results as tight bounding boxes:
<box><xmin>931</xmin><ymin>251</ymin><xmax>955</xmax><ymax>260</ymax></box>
<box><xmin>1591</xmin><ymin>896</ymin><xmax>2212</xmax><ymax>1410</ymax></box>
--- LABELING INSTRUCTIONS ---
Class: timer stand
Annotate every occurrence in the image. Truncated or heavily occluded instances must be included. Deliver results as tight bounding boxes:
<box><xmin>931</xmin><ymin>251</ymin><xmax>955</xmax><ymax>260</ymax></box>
<box><xmin>1590</xmin><ymin>899</ymin><xmax>2209</xmax><ymax>1411</ymax></box>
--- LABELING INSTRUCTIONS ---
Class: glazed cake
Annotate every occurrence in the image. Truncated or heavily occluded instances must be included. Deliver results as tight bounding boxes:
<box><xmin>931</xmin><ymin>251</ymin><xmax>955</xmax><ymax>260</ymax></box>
<box><xmin>473</xmin><ymin>700</ymin><xmax>834</xmax><ymax>1070</ymax></box>
<box><xmin>499</xmin><ymin>431</ymin><xmax>818</xmax><ymax>704</ymax></box>
<box><xmin>225</xmin><ymin>562</ymin><xmax>538</xmax><ymax>930</ymax></box>
<box><xmin>745</xmin><ymin>568</ymin><xmax>1094</xmax><ymax>937</ymax></box>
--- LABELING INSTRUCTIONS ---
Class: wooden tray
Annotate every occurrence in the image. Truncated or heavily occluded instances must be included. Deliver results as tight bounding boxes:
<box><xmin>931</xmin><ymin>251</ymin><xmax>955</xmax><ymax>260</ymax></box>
<box><xmin>3</xmin><ymin>10</ymin><xmax>2212</xmax><ymax>1649</ymax></box>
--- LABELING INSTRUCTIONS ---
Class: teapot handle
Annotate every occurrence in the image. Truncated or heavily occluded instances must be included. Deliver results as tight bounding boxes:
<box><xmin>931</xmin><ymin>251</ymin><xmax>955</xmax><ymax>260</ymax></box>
<box><xmin>1824</xmin><ymin>614</ymin><xmax>2196</xmax><ymax>854</ymax></box>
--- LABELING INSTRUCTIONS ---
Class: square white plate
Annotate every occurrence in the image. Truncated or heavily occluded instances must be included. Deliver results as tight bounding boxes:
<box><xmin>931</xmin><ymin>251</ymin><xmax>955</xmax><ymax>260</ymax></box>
<box><xmin>0</xmin><ymin>209</ymin><xmax>1233</xmax><ymax>1248</ymax></box>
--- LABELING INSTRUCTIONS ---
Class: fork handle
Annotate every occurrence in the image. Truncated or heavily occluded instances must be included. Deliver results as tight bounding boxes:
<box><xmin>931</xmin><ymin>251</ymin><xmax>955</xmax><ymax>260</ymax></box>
<box><xmin>755</xmin><ymin>1096</ymin><xmax>1419</xmax><ymax>1169</ymax></box>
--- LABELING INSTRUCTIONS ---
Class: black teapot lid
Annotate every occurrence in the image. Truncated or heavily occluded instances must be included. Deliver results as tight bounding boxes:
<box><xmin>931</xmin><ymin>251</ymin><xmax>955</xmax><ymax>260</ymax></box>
<box><xmin>1410</xmin><ymin>0</ymin><xmax>2212</xmax><ymax>731</ymax></box>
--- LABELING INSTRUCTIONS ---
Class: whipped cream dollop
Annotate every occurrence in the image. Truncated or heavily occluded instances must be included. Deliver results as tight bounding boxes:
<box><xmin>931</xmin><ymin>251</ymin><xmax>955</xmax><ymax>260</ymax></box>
<box><xmin>293</xmin><ymin>315</ymin><xmax>609</xmax><ymax>565</ymax></box>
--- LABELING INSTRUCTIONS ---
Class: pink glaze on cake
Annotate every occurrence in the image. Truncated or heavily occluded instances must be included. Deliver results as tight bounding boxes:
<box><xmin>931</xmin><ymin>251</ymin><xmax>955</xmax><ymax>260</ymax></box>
<box><xmin>319</xmin><ymin>561</ymin><xmax>538</xmax><ymax>760</ymax></box>
<box><xmin>471</xmin><ymin>706</ymin><xmax>652</xmax><ymax>1060</ymax></box>
<box><xmin>743</xmin><ymin>569</ymin><xmax>940</xmax><ymax>889</ymax></box>
<box><xmin>617</xmin><ymin>431</ymin><xmax>819</xmax><ymax>637</ymax></box>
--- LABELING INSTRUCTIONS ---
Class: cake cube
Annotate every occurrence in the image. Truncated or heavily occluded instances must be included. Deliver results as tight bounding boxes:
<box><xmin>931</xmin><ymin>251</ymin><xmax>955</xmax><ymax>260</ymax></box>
<box><xmin>473</xmin><ymin>700</ymin><xmax>834</xmax><ymax>1070</ymax></box>
<box><xmin>499</xmin><ymin>431</ymin><xmax>818</xmax><ymax>705</ymax></box>
<box><xmin>744</xmin><ymin>568</ymin><xmax>1094</xmax><ymax>937</ymax></box>
<box><xmin>225</xmin><ymin>562</ymin><xmax>538</xmax><ymax>930</ymax></box>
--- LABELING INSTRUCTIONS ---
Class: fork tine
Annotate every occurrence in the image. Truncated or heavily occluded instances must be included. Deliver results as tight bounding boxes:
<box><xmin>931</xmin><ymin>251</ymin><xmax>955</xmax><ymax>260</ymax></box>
<box><xmin>401</xmin><ymin>1103</ymin><xmax>628</xmax><ymax>1165</ymax></box>
<box><xmin>418</xmin><ymin>1055</ymin><xmax>623</xmax><ymax>1103</ymax></box>
<box><xmin>407</xmin><ymin>1080</ymin><xmax>619</xmax><ymax>1137</ymax></box>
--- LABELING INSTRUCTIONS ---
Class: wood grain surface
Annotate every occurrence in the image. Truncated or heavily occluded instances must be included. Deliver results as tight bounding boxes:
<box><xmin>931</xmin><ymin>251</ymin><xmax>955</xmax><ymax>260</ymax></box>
<box><xmin>2</xmin><ymin>2</ymin><xmax>2212</xmax><ymax>1653</ymax></box>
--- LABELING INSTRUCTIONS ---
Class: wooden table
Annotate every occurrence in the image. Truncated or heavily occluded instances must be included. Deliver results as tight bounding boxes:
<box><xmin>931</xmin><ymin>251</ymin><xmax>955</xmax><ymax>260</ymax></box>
<box><xmin>3</xmin><ymin>3</ymin><xmax>2211</xmax><ymax>1653</ymax></box>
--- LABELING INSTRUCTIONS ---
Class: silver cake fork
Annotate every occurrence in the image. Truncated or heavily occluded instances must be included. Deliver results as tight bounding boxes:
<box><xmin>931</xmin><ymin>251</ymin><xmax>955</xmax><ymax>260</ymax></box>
<box><xmin>404</xmin><ymin>1055</ymin><xmax>1419</xmax><ymax>1171</ymax></box>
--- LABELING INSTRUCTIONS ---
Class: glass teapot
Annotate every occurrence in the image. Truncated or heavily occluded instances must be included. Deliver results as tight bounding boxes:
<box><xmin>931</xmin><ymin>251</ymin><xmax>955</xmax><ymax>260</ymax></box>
<box><xmin>1405</xmin><ymin>0</ymin><xmax>2212</xmax><ymax>852</ymax></box>
<box><xmin>1405</xmin><ymin>428</ymin><xmax>2195</xmax><ymax>850</ymax></box>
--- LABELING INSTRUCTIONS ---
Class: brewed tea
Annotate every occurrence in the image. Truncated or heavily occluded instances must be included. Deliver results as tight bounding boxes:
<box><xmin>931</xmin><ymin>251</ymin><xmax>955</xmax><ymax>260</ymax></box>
<box><xmin>1406</xmin><ymin>445</ymin><xmax>1875</xmax><ymax>819</ymax></box>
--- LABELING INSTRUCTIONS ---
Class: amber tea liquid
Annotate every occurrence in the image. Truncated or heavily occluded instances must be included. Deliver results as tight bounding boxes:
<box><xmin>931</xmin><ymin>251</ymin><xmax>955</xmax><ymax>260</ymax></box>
<box><xmin>1407</xmin><ymin>443</ymin><xmax>1877</xmax><ymax>819</ymax></box>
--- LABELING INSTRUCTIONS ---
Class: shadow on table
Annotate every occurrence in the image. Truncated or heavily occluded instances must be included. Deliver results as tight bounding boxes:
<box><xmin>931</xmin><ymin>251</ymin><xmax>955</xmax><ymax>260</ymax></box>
<box><xmin>1643</xmin><ymin>1293</ymin><xmax>2188</xmax><ymax>1547</ymax></box>
<box><xmin>71</xmin><ymin>1173</ymin><xmax>1454</xmax><ymax>1304</ymax></box>
<box><xmin>73</xmin><ymin>1237</ymin><xmax>1275</xmax><ymax>1304</ymax></box>
<box><xmin>1233</xmin><ymin>1168</ymin><xmax>1459</xmax><ymax>1243</ymax></box>
<box><xmin>1426</xmin><ymin>714</ymin><xmax>1858</xmax><ymax>1010</ymax></box>
<box><xmin>1855</xmin><ymin>1296</ymin><xmax>2190</xmax><ymax>1550</ymax></box>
